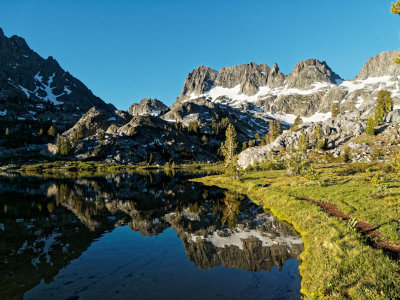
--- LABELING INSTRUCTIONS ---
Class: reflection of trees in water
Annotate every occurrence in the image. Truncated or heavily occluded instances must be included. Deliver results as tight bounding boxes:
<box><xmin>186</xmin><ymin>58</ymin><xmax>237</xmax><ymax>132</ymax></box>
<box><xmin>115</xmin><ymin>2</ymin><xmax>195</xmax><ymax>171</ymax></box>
<box><xmin>221</xmin><ymin>192</ymin><xmax>243</xmax><ymax>230</ymax></box>
<box><xmin>0</xmin><ymin>171</ymin><xmax>302</xmax><ymax>299</ymax></box>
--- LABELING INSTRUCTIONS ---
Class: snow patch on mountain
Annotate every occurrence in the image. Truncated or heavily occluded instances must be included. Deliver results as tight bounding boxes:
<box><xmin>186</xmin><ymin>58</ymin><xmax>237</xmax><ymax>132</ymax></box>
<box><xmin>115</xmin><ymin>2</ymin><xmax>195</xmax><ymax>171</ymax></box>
<box><xmin>263</xmin><ymin>112</ymin><xmax>331</xmax><ymax>124</ymax></box>
<box><xmin>189</xmin><ymin>82</ymin><xmax>335</xmax><ymax>104</ymax></box>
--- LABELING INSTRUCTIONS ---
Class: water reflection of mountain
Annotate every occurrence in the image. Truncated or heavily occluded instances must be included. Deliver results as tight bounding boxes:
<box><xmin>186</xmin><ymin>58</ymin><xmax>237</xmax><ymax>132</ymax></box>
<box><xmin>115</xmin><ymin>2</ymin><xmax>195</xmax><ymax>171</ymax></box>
<box><xmin>0</xmin><ymin>172</ymin><xmax>303</xmax><ymax>299</ymax></box>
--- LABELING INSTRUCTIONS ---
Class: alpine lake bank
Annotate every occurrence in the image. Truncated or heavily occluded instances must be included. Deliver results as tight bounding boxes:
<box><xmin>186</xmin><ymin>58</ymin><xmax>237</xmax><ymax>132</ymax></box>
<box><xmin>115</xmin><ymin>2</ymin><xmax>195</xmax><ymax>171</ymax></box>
<box><xmin>192</xmin><ymin>161</ymin><xmax>400</xmax><ymax>299</ymax></box>
<box><xmin>3</xmin><ymin>159</ymin><xmax>223</xmax><ymax>179</ymax></box>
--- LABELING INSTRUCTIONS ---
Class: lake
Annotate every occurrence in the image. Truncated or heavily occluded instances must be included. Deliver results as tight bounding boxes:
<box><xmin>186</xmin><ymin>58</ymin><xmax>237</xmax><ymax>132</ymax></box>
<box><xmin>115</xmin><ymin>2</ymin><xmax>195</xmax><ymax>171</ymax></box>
<box><xmin>0</xmin><ymin>171</ymin><xmax>303</xmax><ymax>300</ymax></box>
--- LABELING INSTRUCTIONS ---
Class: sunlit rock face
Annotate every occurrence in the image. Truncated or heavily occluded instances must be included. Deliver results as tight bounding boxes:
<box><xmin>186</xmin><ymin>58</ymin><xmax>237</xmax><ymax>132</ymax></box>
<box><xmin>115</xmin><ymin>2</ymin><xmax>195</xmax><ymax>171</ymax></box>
<box><xmin>175</xmin><ymin>50</ymin><xmax>400</xmax><ymax>123</ymax></box>
<box><xmin>128</xmin><ymin>98</ymin><xmax>169</xmax><ymax>117</ymax></box>
<box><xmin>0</xmin><ymin>172</ymin><xmax>303</xmax><ymax>299</ymax></box>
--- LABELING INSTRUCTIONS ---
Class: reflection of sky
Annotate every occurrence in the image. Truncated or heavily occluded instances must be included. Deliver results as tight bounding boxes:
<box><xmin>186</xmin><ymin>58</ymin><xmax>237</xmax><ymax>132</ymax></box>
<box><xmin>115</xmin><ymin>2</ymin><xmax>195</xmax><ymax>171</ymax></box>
<box><xmin>25</xmin><ymin>226</ymin><xmax>301</xmax><ymax>300</ymax></box>
<box><xmin>0</xmin><ymin>172</ymin><xmax>302</xmax><ymax>299</ymax></box>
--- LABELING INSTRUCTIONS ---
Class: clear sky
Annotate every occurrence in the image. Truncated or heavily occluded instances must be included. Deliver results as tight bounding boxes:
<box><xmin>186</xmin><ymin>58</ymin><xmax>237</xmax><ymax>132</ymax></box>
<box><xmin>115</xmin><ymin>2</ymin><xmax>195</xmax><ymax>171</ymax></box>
<box><xmin>0</xmin><ymin>0</ymin><xmax>399</xmax><ymax>109</ymax></box>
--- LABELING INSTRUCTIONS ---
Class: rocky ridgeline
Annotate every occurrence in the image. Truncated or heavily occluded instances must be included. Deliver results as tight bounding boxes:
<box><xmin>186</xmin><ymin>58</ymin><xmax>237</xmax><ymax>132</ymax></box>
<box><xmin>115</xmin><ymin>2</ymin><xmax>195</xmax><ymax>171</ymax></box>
<box><xmin>0</xmin><ymin>28</ymin><xmax>115</xmax><ymax>128</ymax></box>
<box><xmin>1</xmin><ymin>26</ymin><xmax>400</xmax><ymax>165</ymax></box>
<box><xmin>177</xmin><ymin>50</ymin><xmax>400</xmax><ymax>120</ymax></box>
<box><xmin>51</xmin><ymin>98</ymin><xmax>275</xmax><ymax>164</ymax></box>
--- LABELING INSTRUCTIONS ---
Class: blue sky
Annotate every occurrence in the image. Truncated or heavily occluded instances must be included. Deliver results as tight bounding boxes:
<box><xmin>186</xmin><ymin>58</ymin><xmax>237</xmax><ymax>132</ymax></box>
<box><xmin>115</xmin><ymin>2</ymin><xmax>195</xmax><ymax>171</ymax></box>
<box><xmin>0</xmin><ymin>0</ymin><xmax>399</xmax><ymax>109</ymax></box>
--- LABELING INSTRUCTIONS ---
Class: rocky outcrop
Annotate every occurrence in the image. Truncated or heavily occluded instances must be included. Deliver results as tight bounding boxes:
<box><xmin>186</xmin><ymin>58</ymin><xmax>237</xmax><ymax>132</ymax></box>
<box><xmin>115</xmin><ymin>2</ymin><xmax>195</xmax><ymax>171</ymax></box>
<box><xmin>385</xmin><ymin>109</ymin><xmax>400</xmax><ymax>123</ymax></box>
<box><xmin>128</xmin><ymin>98</ymin><xmax>169</xmax><ymax>116</ymax></box>
<box><xmin>237</xmin><ymin>116</ymin><xmax>366</xmax><ymax>169</ymax></box>
<box><xmin>162</xmin><ymin>97</ymin><xmax>272</xmax><ymax>141</ymax></box>
<box><xmin>62</xmin><ymin>106</ymin><xmax>127</xmax><ymax>140</ymax></box>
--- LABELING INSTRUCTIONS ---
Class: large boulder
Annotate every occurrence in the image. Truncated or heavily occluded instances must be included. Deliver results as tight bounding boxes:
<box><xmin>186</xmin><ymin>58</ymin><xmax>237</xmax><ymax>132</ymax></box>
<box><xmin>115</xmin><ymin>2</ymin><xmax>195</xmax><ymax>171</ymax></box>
<box><xmin>62</xmin><ymin>106</ymin><xmax>126</xmax><ymax>139</ymax></box>
<box><xmin>385</xmin><ymin>109</ymin><xmax>400</xmax><ymax>123</ymax></box>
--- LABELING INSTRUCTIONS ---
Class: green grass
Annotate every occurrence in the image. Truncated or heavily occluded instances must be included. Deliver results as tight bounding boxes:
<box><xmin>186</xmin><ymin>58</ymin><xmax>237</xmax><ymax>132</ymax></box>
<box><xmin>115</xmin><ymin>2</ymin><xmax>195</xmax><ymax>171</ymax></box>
<box><xmin>192</xmin><ymin>163</ymin><xmax>400</xmax><ymax>299</ymax></box>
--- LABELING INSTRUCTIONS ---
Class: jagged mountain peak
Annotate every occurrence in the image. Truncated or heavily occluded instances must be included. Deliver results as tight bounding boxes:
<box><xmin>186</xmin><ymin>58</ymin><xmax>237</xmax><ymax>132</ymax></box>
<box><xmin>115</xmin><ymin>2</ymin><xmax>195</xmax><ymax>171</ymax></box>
<box><xmin>0</xmin><ymin>27</ymin><xmax>115</xmax><ymax>127</ymax></box>
<box><xmin>355</xmin><ymin>50</ymin><xmax>400</xmax><ymax>80</ymax></box>
<box><xmin>285</xmin><ymin>58</ymin><xmax>343</xmax><ymax>89</ymax></box>
<box><xmin>179</xmin><ymin>66</ymin><xmax>218</xmax><ymax>100</ymax></box>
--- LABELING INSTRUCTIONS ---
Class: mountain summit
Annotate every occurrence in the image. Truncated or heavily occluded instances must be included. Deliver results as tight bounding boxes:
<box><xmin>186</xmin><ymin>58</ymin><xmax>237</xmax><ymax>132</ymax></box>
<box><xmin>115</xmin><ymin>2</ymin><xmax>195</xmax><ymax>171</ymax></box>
<box><xmin>0</xmin><ymin>28</ymin><xmax>114</xmax><ymax>126</ymax></box>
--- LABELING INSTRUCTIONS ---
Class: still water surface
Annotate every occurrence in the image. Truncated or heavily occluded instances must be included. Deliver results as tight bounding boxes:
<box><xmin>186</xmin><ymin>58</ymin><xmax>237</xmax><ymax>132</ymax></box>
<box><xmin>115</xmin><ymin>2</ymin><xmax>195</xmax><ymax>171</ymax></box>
<box><xmin>0</xmin><ymin>171</ymin><xmax>303</xmax><ymax>300</ymax></box>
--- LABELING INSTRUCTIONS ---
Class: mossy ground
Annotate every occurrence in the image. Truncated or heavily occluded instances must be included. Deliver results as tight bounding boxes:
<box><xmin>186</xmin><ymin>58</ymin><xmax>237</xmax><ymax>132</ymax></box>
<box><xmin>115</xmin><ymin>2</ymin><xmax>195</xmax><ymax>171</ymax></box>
<box><xmin>192</xmin><ymin>163</ymin><xmax>400</xmax><ymax>299</ymax></box>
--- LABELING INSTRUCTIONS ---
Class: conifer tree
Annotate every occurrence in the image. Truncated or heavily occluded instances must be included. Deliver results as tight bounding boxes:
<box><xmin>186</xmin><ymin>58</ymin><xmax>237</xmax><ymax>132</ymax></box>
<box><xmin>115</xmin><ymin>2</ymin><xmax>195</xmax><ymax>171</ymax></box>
<box><xmin>220</xmin><ymin>124</ymin><xmax>238</xmax><ymax>167</ymax></box>
<box><xmin>392</xmin><ymin>0</ymin><xmax>400</xmax><ymax>14</ymax></box>
<box><xmin>268</xmin><ymin>120</ymin><xmax>275</xmax><ymax>142</ymax></box>
<box><xmin>391</xmin><ymin>1</ymin><xmax>400</xmax><ymax>63</ymax></box>
<box><xmin>48</xmin><ymin>125</ymin><xmax>56</xmax><ymax>137</ymax></box>
<box><xmin>5</xmin><ymin>128</ymin><xmax>9</xmax><ymax>136</ymax></box>
<box><xmin>201</xmin><ymin>135</ymin><xmax>208</xmax><ymax>145</ymax></box>
<box><xmin>331</xmin><ymin>103</ymin><xmax>340</xmax><ymax>118</ymax></box>
<box><xmin>275</xmin><ymin>120</ymin><xmax>282</xmax><ymax>136</ymax></box>
<box><xmin>375</xmin><ymin>90</ymin><xmax>393</xmax><ymax>123</ymax></box>
<box><xmin>290</xmin><ymin>116</ymin><xmax>303</xmax><ymax>131</ymax></box>
<box><xmin>38</xmin><ymin>128</ymin><xmax>43</xmax><ymax>136</ymax></box>
<box><xmin>56</xmin><ymin>133</ymin><xmax>61</xmax><ymax>153</ymax></box>
<box><xmin>374</xmin><ymin>105</ymin><xmax>384</xmax><ymax>125</ymax></box>
<box><xmin>298</xmin><ymin>129</ymin><xmax>309</xmax><ymax>154</ymax></box>
<box><xmin>60</xmin><ymin>137</ymin><xmax>71</xmax><ymax>156</ymax></box>
<box><xmin>366</xmin><ymin>116</ymin><xmax>376</xmax><ymax>135</ymax></box>
<box><xmin>242</xmin><ymin>141</ymin><xmax>247</xmax><ymax>152</ymax></box>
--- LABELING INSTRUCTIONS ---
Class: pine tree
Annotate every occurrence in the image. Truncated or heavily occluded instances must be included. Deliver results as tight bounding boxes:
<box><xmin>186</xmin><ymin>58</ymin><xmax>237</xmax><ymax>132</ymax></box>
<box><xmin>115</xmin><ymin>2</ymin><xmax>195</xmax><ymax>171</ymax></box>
<box><xmin>298</xmin><ymin>130</ymin><xmax>309</xmax><ymax>154</ymax></box>
<box><xmin>331</xmin><ymin>103</ymin><xmax>340</xmax><ymax>118</ymax></box>
<box><xmin>188</xmin><ymin>121</ymin><xmax>199</xmax><ymax>133</ymax></box>
<box><xmin>5</xmin><ymin>128</ymin><xmax>9</xmax><ymax>136</ymax></box>
<box><xmin>48</xmin><ymin>125</ymin><xmax>56</xmax><ymax>137</ymax></box>
<box><xmin>290</xmin><ymin>116</ymin><xmax>303</xmax><ymax>131</ymax></box>
<box><xmin>391</xmin><ymin>1</ymin><xmax>400</xmax><ymax>63</ymax></box>
<box><xmin>201</xmin><ymin>135</ymin><xmax>208</xmax><ymax>145</ymax></box>
<box><xmin>242</xmin><ymin>141</ymin><xmax>248</xmax><ymax>152</ymax></box>
<box><xmin>342</xmin><ymin>147</ymin><xmax>352</xmax><ymax>163</ymax></box>
<box><xmin>254</xmin><ymin>133</ymin><xmax>260</xmax><ymax>143</ymax></box>
<box><xmin>366</xmin><ymin>116</ymin><xmax>376</xmax><ymax>135</ymax></box>
<box><xmin>275</xmin><ymin>120</ymin><xmax>282</xmax><ymax>136</ymax></box>
<box><xmin>60</xmin><ymin>137</ymin><xmax>71</xmax><ymax>156</ymax></box>
<box><xmin>56</xmin><ymin>133</ymin><xmax>61</xmax><ymax>153</ymax></box>
<box><xmin>374</xmin><ymin>105</ymin><xmax>384</xmax><ymax>125</ymax></box>
<box><xmin>268</xmin><ymin>120</ymin><xmax>275</xmax><ymax>142</ymax></box>
<box><xmin>392</xmin><ymin>0</ymin><xmax>400</xmax><ymax>14</ymax></box>
<box><xmin>38</xmin><ymin>128</ymin><xmax>43</xmax><ymax>136</ymax></box>
<box><xmin>375</xmin><ymin>90</ymin><xmax>393</xmax><ymax>123</ymax></box>
<box><xmin>220</xmin><ymin>123</ymin><xmax>238</xmax><ymax>167</ymax></box>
